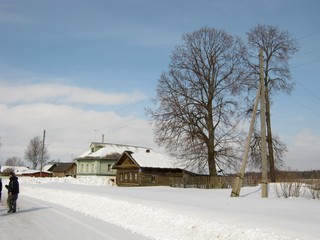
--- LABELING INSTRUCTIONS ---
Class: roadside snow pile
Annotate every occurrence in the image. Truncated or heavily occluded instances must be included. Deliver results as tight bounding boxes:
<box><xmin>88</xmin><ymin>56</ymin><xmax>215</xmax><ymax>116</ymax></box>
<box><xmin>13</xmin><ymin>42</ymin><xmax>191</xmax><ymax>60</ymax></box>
<box><xmin>16</xmin><ymin>177</ymin><xmax>308</xmax><ymax>240</ymax></box>
<box><xmin>21</xmin><ymin>184</ymin><xmax>293</xmax><ymax>240</ymax></box>
<box><xmin>18</xmin><ymin>176</ymin><xmax>113</xmax><ymax>186</ymax></box>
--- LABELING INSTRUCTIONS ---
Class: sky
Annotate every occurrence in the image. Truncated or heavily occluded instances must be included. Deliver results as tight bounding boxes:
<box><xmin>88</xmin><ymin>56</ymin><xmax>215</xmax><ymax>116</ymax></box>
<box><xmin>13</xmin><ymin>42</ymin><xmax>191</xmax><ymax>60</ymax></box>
<box><xmin>0</xmin><ymin>0</ymin><xmax>319</xmax><ymax>171</ymax></box>
<box><xmin>1</xmin><ymin>177</ymin><xmax>319</xmax><ymax>239</ymax></box>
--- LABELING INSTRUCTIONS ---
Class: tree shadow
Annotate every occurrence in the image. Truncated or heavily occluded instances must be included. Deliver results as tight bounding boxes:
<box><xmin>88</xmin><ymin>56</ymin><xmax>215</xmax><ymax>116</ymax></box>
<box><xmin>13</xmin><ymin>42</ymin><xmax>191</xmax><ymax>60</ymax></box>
<box><xmin>240</xmin><ymin>186</ymin><xmax>261</xmax><ymax>197</ymax></box>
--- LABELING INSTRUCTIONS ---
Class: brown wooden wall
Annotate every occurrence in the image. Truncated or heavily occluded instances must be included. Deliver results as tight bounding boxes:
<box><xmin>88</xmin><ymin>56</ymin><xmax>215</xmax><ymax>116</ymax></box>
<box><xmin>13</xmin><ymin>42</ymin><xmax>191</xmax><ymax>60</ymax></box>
<box><xmin>116</xmin><ymin>168</ymin><xmax>189</xmax><ymax>187</ymax></box>
<box><xmin>52</xmin><ymin>166</ymin><xmax>77</xmax><ymax>177</ymax></box>
<box><xmin>20</xmin><ymin>172</ymin><xmax>53</xmax><ymax>178</ymax></box>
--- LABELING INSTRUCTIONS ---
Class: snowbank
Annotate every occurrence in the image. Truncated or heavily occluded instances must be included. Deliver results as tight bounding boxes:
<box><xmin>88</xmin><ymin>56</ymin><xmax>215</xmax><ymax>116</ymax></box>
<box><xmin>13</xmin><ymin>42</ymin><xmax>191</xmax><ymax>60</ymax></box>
<box><xmin>13</xmin><ymin>177</ymin><xmax>320</xmax><ymax>240</ymax></box>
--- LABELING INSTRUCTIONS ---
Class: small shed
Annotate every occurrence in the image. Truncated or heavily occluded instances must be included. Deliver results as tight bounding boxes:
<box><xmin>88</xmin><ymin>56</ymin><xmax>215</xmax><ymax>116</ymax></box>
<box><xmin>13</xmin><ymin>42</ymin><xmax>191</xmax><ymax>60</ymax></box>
<box><xmin>51</xmin><ymin>162</ymin><xmax>77</xmax><ymax>177</ymax></box>
<box><xmin>112</xmin><ymin>149</ymin><xmax>196</xmax><ymax>186</ymax></box>
<box><xmin>17</xmin><ymin>170</ymin><xmax>53</xmax><ymax>178</ymax></box>
<box><xmin>1</xmin><ymin>166</ymin><xmax>52</xmax><ymax>177</ymax></box>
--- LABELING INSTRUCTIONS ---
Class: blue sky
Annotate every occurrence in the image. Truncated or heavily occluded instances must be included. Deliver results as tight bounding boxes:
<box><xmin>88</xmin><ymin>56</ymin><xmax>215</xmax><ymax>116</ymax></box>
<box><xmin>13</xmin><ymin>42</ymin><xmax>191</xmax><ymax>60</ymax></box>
<box><xmin>0</xmin><ymin>0</ymin><xmax>319</xmax><ymax>171</ymax></box>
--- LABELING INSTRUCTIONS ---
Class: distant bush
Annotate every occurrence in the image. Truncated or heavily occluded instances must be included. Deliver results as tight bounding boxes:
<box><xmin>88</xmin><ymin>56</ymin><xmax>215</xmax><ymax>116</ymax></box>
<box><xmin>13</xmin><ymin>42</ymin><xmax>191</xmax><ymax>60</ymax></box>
<box><xmin>305</xmin><ymin>180</ymin><xmax>320</xmax><ymax>200</ymax></box>
<box><xmin>0</xmin><ymin>167</ymin><xmax>15</xmax><ymax>176</ymax></box>
<box><xmin>274</xmin><ymin>182</ymin><xmax>305</xmax><ymax>198</ymax></box>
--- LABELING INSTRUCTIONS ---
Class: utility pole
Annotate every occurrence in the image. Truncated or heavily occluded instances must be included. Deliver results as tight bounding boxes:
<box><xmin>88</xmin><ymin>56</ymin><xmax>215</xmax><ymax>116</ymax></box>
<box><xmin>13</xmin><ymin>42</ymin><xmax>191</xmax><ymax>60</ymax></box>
<box><xmin>231</xmin><ymin>49</ymin><xmax>268</xmax><ymax>198</ymax></box>
<box><xmin>40</xmin><ymin>129</ymin><xmax>46</xmax><ymax>177</ymax></box>
<box><xmin>231</xmin><ymin>73</ymin><xmax>261</xmax><ymax>197</ymax></box>
<box><xmin>259</xmin><ymin>49</ymin><xmax>268</xmax><ymax>198</ymax></box>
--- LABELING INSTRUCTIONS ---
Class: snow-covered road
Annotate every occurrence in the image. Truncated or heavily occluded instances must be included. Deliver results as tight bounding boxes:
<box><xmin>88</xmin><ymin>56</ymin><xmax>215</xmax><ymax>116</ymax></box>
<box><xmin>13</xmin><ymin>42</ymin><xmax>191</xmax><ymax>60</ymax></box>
<box><xmin>0</xmin><ymin>194</ymin><xmax>150</xmax><ymax>240</ymax></box>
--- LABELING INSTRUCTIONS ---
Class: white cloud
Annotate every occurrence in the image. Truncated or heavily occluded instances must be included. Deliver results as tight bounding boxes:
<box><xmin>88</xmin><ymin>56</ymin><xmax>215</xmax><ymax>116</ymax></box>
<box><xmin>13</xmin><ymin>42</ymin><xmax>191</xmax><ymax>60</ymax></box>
<box><xmin>0</xmin><ymin>82</ymin><xmax>158</xmax><ymax>165</ymax></box>
<box><xmin>285</xmin><ymin>129</ymin><xmax>320</xmax><ymax>170</ymax></box>
<box><xmin>0</xmin><ymin>102</ymin><xmax>158</xmax><ymax>164</ymax></box>
<box><xmin>0</xmin><ymin>81</ymin><xmax>147</xmax><ymax>106</ymax></box>
<box><xmin>291</xmin><ymin>129</ymin><xmax>320</xmax><ymax>150</ymax></box>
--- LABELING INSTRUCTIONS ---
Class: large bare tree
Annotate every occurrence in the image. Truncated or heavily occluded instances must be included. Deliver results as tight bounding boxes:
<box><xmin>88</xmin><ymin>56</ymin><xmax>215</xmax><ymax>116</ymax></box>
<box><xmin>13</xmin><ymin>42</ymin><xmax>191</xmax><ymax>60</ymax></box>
<box><xmin>24</xmin><ymin>136</ymin><xmax>49</xmax><ymax>169</ymax></box>
<box><xmin>249</xmin><ymin>132</ymin><xmax>287</xmax><ymax>170</ymax></box>
<box><xmin>246</xmin><ymin>25</ymin><xmax>298</xmax><ymax>181</ymax></box>
<box><xmin>5</xmin><ymin>156</ymin><xmax>25</xmax><ymax>166</ymax></box>
<box><xmin>147</xmin><ymin>27</ymin><xmax>246</xmax><ymax>176</ymax></box>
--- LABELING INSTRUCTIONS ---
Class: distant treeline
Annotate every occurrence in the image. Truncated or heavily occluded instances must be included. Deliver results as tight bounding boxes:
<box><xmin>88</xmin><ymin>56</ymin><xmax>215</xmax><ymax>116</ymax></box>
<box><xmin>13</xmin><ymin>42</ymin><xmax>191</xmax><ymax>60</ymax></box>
<box><xmin>232</xmin><ymin>170</ymin><xmax>320</xmax><ymax>182</ymax></box>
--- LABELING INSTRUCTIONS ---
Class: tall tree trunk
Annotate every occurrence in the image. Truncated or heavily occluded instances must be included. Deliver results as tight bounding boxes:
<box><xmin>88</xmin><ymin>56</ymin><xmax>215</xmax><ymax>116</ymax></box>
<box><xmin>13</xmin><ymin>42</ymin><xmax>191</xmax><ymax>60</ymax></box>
<box><xmin>207</xmin><ymin>122</ymin><xmax>217</xmax><ymax>176</ymax></box>
<box><xmin>208</xmin><ymin>143</ymin><xmax>217</xmax><ymax>176</ymax></box>
<box><xmin>265</xmin><ymin>86</ymin><xmax>276</xmax><ymax>182</ymax></box>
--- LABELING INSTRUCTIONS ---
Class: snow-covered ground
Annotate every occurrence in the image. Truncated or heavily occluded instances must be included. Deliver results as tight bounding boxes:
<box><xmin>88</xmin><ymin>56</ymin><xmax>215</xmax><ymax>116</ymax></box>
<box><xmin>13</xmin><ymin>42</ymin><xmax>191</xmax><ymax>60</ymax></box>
<box><xmin>1</xmin><ymin>176</ymin><xmax>319</xmax><ymax>240</ymax></box>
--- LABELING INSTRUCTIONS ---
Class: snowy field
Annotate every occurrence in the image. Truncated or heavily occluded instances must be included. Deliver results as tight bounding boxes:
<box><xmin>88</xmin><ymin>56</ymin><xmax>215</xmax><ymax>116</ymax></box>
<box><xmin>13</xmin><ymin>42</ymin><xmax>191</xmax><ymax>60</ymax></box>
<box><xmin>1</xmin><ymin>176</ymin><xmax>319</xmax><ymax>240</ymax></box>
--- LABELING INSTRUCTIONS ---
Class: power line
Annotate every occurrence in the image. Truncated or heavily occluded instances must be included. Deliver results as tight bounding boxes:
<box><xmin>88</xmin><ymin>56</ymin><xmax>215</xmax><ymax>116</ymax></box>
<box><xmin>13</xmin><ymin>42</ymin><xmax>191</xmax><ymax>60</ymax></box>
<box><xmin>295</xmin><ymin>48</ymin><xmax>320</xmax><ymax>57</ymax></box>
<box><xmin>295</xmin><ymin>81</ymin><xmax>320</xmax><ymax>102</ymax></box>
<box><xmin>292</xmin><ymin>30</ymin><xmax>320</xmax><ymax>67</ymax></box>
<box><xmin>291</xmin><ymin>96</ymin><xmax>320</xmax><ymax>116</ymax></box>
<box><xmin>292</xmin><ymin>58</ymin><xmax>320</xmax><ymax>69</ymax></box>
<box><xmin>298</xmin><ymin>30</ymin><xmax>320</xmax><ymax>40</ymax></box>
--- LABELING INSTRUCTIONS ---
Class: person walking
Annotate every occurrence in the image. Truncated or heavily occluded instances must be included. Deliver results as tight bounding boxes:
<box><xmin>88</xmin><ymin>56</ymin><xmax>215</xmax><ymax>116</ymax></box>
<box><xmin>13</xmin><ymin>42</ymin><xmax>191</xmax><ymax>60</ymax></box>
<box><xmin>0</xmin><ymin>178</ymin><xmax>2</xmax><ymax>202</ymax></box>
<box><xmin>5</xmin><ymin>172</ymin><xmax>19</xmax><ymax>213</ymax></box>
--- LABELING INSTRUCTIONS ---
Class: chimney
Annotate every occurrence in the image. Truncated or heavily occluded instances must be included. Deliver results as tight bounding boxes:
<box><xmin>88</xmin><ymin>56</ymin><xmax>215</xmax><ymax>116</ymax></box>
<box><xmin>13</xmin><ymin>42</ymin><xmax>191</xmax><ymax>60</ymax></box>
<box><xmin>102</xmin><ymin>134</ymin><xmax>105</xmax><ymax>143</ymax></box>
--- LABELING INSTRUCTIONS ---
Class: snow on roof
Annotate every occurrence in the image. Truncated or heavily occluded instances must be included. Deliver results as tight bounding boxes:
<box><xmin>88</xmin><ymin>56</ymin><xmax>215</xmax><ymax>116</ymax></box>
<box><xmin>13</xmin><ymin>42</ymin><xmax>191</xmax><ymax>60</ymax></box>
<box><xmin>42</xmin><ymin>164</ymin><xmax>55</xmax><ymax>171</ymax></box>
<box><xmin>130</xmin><ymin>149</ymin><xmax>176</xmax><ymax>169</ymax></box>
<box><xmin>0</xmin><ymin>165</ymin><xmax>52</xmax><ymax>175</ymax></box>
<box><xmin>0</xmin><ymin>165</ymin><xmax>30</xmax><ymax>173</ymax></box>
<box><xmin>15</xmin><ymin>169</ymin><xmax>52</xmax><ymax>175</ymax></box>
<box><xmin>77</xmin><ymin>142</ymin><xmax>151</xmax><ymax>159</ymax></box>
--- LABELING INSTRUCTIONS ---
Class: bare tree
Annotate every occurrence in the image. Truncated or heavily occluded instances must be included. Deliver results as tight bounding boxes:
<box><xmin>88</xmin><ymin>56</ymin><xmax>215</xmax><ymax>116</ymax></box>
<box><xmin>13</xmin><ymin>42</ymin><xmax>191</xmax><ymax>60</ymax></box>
<box><xmin>245</xmin><ymin>25</ymin><xmax>298</xmax><ymax>182</ymax></box>
<box><xmin>5</xmin><ymin>156</ymin><xmax>25</xmax><ymax>166</ymax></box>
<box><xmin>249</xmin><ymin>131</ymin><xmax>287</xmax><ymax>170</ymax></box>
<box><xmin>147</xmin><ymin>27</ymin><xmax>246</xmax><ymax>176</ymax></box>
<box><xmin>24</xmin><ymin>136</ymin><xmax>49</xmax><ymax>169</ymax></box>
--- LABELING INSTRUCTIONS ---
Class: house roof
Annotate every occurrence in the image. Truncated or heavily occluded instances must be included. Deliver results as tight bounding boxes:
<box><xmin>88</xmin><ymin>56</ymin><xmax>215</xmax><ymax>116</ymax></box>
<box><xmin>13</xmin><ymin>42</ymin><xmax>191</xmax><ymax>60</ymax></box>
<box><xmin>42</xmin><ymin>164</ymin><xmax>57</xmax><ymax>171</ymax></box>
<box><xmin>113</xmin><ymin>149</ymin><xmax>176</xmax><ymax>169</ymax></box>
<box><xmin>77</xmin><ymin>142</ymin><xmax>152</xmax><ymax>159</ymax></box>
<box><xmin>0</xmin><ymin>165</ymin><xmax>30</xmax><ymax>173</ymax></box>
<box><xmin>15</xmin><ymin>169</ymin><xmax>52</xmax><ymax>176</ymax></box>
<box><xmin>51</xmin><ymin>162</ymin><xmax>76</xmax><ymax>172</ymax></box>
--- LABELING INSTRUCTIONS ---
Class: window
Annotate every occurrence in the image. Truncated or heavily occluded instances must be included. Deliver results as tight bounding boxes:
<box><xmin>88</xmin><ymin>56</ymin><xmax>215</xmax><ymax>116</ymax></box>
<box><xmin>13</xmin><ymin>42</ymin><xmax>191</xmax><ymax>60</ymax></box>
<box><xmin>134</xmin><ymin>173</ymin><xmax>138</xmax><ymax>182</ymax></box>
<box><xmin>85</xmin><ymin>164</ymin><xmax>89</xmax><ymax>172</ymax></box>
<box><xmin>151</xmin><ymin>175</ymin><xmax>156</xmax><ymax>183</ymax></box>
<box><xmin>80</xmin><ymin>164</ymin><xmax>84</xmax><ymax>173</ymax></box>
<box><xmin>107</xmin><ymin>164</ymin><xmax>112</xmax><ymax>172</ymax></box>
<box><xmin>91</xmin><ymin>163</ymin><xmax>94</xmax><ymax>173</ymax></box>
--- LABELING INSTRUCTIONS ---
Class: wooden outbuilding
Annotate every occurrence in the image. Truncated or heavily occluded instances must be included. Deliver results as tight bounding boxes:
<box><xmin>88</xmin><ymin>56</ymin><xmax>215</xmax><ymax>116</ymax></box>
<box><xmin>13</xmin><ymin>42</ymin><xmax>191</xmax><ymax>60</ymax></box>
<box><xmin>113</xmin><ymin>149</ymin><xmax>196</xmax><ymax>186</ymax></box>
<box><xmin>50</xmin><ymin>162</ymin><xmax>77</xmax><ymax>177</ymax></box>
<box><xmin>17</xmin><ymin>171</ymin><xmax>53</xmax><ymax>178</ymax></box>
<box><xmin>1</xmin><ymin>166</ymin><xmax>53</xmax><ymax>178</ymax></box>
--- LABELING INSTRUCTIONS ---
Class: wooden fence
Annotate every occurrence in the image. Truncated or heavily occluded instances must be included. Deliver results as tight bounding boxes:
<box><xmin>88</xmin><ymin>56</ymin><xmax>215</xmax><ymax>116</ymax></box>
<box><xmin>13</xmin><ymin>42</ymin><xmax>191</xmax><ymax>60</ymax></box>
<box><xmin>170</xmin><ymin>175</ymin><xmax>259</xmax><ymax>189</ymax></box>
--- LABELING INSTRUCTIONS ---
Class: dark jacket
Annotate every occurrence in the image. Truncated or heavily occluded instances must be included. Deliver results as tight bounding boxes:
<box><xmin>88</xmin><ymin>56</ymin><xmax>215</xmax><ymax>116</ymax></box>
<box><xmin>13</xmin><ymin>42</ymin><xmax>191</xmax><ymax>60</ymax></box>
<box><xmin>5</xmin><ymin>175</ymin><xmax>19</xmax><ymax>195</ymax></box>
<box><xmin>0</xmin><ymin>180</ymin><xmax>2</xmax><ymax>192</ymax></box>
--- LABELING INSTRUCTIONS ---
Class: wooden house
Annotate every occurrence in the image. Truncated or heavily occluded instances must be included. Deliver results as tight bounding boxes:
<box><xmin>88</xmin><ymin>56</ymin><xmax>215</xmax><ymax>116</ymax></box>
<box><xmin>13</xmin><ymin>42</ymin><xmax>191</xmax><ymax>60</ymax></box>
<box><xmin>75</xmin><ymin>142</ymin><xmax>151</xmax><ymax>178</ymax></box>
<box><xmin>50</xmin><ymin>162</ymin><xmax>77</xmax><ymax>177</ymax></box>
<box><xmin>17</xmin><ymin>170</ymin><xmax>53</xmax><ymax>178</ymax></box>
<box><xmin>42</xmin><ymin>163</ymin><xmax>58</xmax><ymax>172</ymax></box>
<box><xmin>1</xmin><ymin>166</ymin><xmax>52</xmax><ymax>177</ymax></box>
<box><xmin>112</xmin><ymin>149</ymin><xmax>196</xmax><ymax>186</ymax></box>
